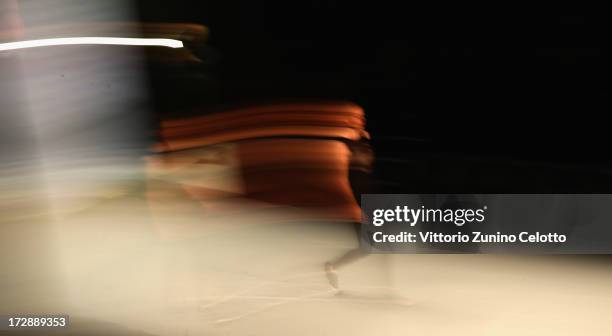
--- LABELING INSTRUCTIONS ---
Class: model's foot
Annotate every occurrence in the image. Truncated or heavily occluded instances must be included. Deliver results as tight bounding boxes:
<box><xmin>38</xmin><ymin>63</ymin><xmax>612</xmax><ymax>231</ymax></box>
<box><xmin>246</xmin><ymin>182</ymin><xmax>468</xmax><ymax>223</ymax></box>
<box><xmin>324</xmin><ymin>262</ymin><xmax>339</xmax><ymax>289</ymax></box>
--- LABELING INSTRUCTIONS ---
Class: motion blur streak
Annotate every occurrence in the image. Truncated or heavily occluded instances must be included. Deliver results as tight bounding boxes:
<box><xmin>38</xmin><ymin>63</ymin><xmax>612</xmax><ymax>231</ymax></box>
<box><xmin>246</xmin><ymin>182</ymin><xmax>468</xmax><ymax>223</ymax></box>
<box><xmin>0</xmin><ymin>37</ymin><xmax>184</xmax><ymax>51</ymax></box>
<box><xmin>1</xmin><ymin>0</ymin><xmax>150</xmax><ymax>322</ymax></box>
<box><xmin>155</xmin><ymin>102</ymin><xmax>368</xmax><ymax>152</ymax></box>
<box><xmin>148</xmin><ymin>102</ymin><xmax>368</xmax><ymax>242</ymax></box>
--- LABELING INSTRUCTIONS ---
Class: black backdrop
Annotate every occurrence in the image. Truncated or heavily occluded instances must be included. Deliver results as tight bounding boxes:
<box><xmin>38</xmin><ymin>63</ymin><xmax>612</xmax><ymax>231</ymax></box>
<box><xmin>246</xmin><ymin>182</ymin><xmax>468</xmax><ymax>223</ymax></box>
<box><xmin>137</xmin><ymin>1</ymin><xmax>611</xmax><ymax>192</ymax></box>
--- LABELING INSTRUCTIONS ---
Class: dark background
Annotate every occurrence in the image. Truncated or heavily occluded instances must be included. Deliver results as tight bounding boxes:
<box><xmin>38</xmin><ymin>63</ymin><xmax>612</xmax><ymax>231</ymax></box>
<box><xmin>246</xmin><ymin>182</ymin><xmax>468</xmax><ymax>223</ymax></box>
<box><xmin>137</xmin><ymin>1</ymin><xmax>611</xmax><ymax>192</ymax></box>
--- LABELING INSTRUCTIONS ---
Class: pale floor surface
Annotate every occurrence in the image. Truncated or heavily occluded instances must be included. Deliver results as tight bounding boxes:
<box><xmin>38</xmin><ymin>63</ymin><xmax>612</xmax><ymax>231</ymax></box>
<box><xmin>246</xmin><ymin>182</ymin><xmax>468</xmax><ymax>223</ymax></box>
<box><xmin>4</xmin><ymin>194</ymin><xmax>612</xmax><ymax>335</ymax></box>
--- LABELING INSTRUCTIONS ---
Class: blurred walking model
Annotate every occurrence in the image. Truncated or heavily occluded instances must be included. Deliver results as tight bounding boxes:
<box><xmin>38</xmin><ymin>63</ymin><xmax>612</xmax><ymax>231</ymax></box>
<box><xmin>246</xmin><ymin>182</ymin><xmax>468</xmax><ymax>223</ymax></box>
<box><xmin>323</xmin><ymin>140</ymin><xmax>375</xmax><ymax>290</ymax></box>
<box><xmin>150</xmin><ymin>101</ymin><xmax>384</xmax><ymax>293</ymax></box>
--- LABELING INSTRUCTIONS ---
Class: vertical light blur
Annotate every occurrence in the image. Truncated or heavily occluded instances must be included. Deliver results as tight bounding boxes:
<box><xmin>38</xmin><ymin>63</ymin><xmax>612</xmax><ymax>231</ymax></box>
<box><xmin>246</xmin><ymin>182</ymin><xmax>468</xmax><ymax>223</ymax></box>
<box><xmin>1</xmin><ymin>0</ymin><xmax>148</xmax><ymax>316</ymax></box>
<box><xmin>17</xmin><ymin>0</ymin><xmax>148</xmax><ymax>213</ymax></box>
<box><xmin>0</xmin><ymin>0</ymin><xmax>63</xmax><ymax>315</ymax></box>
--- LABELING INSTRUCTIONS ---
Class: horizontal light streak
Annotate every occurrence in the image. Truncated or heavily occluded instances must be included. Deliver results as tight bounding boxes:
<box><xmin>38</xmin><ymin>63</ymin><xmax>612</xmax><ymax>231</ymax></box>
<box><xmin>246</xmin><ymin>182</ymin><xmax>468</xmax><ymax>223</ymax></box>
<box><xmin>0</xmin><ymin>37</ymin><xmax>183</xmax><ymax>51</ymax></box>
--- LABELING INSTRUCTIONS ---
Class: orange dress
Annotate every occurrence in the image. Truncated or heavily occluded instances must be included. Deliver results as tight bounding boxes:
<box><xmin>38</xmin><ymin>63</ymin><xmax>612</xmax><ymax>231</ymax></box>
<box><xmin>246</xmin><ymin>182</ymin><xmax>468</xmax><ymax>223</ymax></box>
<box><xmin>148</xmin><ymin>101</ymin><xmax>370</xmax><ymax>238</ymax></box>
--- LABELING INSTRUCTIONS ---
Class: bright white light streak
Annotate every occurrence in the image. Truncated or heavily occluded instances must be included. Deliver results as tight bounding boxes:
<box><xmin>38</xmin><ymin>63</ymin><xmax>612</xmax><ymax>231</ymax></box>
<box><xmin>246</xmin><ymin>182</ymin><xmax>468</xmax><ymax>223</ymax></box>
<box><xmin>0</xmin><ymin>37</ymin><xmax>184</xmax><ymax>51</ymax></box>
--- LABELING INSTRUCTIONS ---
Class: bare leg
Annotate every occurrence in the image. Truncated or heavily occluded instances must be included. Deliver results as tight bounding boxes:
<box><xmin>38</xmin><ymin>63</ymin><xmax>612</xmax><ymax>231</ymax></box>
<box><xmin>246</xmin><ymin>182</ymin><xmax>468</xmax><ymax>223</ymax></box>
<box><xmin>324</xmin><ymin>220</ymin><xmax>369</xmax><ymax>289</ymax></box>
<box><xmin>324</xmin><ymin>158</ymin><xmax>375</xmax><ymax>289</ymax></box>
